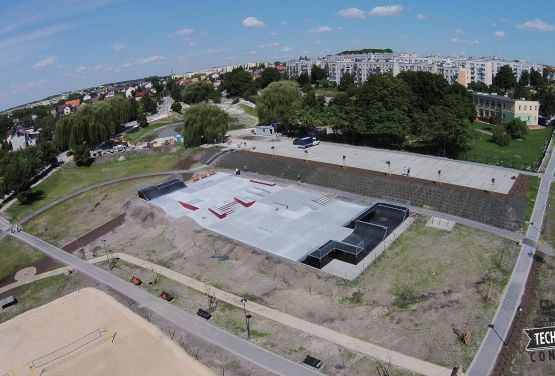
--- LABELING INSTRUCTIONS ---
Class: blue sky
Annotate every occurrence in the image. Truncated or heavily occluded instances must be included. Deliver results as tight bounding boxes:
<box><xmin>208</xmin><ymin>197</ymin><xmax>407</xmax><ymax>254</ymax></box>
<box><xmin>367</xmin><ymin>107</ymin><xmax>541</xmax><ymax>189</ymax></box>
<box><xmin>1</xmin><ymin>0</ymin><xmax>554</xmax><ymax>111</ymax></box>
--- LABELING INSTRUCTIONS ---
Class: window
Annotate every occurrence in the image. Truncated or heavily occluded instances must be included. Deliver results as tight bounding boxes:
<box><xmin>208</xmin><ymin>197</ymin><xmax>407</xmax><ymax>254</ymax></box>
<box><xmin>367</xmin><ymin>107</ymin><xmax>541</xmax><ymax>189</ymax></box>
<box><xmin>519</xmin><ymin>105</ymin><xmax>522</xmax><ymax>110</ymax></box>
<box><xmin>524</xmin><ymin>105</ymin><xmax>527</xmax><ymax>111</ymax></box>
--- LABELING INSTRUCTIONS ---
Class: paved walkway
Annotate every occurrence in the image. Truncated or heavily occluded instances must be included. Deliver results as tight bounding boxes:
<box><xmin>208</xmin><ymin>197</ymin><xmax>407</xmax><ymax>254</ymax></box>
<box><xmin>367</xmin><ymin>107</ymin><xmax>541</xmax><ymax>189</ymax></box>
<box><xmin>89</xmin><ymin>253</ymin><xmax>451</xmax><ymax>376</ymax></box>
<box><xmin>467</xmin><ymin>140</ymin><xmax>555</xmax><ymax>375</ymax></box>
<box><xmin>0</xmin><ymin>267</ymin><xmax>69</xmax><ymax>295</ymax></box>
<box><xmin>6</xmin><ymin>231</ymin><xmax>321</xmax><ymax>376</ymax></box>
<box><xmin>227</xmin><ymin>129</ymin><xmax>523</xmax><ymax>194</ymax></box>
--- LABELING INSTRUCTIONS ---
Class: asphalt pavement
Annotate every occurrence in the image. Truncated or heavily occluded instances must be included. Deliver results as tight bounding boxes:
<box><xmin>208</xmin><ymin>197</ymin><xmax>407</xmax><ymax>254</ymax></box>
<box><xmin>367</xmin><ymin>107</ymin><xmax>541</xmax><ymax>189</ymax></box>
<box><xmin>7</xmin><ymin>231</ymin><xmax>321</xmax><ymax>376</ymax></box>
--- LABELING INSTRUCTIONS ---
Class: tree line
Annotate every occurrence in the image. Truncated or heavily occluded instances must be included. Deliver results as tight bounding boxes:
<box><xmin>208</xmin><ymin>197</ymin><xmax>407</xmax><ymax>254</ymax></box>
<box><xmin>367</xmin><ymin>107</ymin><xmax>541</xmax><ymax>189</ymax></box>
<box><xmin>257</xmin><ymin>71</ymin><xmax>476</xmax><ymax>157</ymax></box>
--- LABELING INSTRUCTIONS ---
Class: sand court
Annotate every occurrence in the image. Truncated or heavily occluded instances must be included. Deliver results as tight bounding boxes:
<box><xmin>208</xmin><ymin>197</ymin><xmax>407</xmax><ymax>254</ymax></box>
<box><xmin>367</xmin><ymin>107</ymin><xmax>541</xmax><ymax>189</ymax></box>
<box><xmin>0</xmin><ymin>288</ymin><xmax>215</xmax><ymax>376</ymax></box>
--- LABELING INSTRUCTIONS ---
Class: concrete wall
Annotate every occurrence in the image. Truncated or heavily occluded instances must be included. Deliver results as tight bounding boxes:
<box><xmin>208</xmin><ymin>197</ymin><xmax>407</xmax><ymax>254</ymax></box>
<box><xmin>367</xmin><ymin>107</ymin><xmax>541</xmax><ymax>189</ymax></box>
<box><xmin>216</xmin><ymin>151</ymin><xmax>528</xmax><ymax>231</ymax></box>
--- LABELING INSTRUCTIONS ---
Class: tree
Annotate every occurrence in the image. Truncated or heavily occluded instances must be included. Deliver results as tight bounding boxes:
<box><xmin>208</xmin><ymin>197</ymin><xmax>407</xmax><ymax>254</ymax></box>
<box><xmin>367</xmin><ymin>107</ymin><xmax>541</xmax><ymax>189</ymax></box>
<box><xmin>468</xmin><ymin>82</ymin><xmax>490</xmax><ymax>92</ymax></box>
<box><xmin>183</xmin><ymin>104</ymin><xmax>228</xmax><ymax>147</ymax></box>
<box><xmin>493</xmin><ymin>65</ymin><xmax>516</xmax><ymax>92</ymax></box>
<box><xmin>338</xmin><ymin>73</ymin><xmax>356</xmax><ymax>92</ymax></box>
<box><xmin>530</xmin><ymin>68</ymin><xmax>544</xmax><ymax>87</ymax></box>
<box><xmin>398</xmin><ymin>71</ymin><xmax>450</xmax><ymax>112</ymax></box>
<box><xmin>505</xmin><ymin>118</ymin><xmax>528</xmax><ymax>139</ymax></box>
<box><xmin>535</xmin><ymin>85</ymin><xmax>555</xmax><ymax>118</ymax></box>
<box><xmin>140</xmin><ymin>94</ymin><xmax>157</xmax><ymax>113</ymax></box>
<box><xmin>171</xmin><ymin>102</ymin><xmax>182</xmax><ymax>113</ymax></box>
<box><xmin>137</xmin><ymin>113</ymin><xmax>148</xmax><ymax>128</ymax></box>
<box><xmin>74</xmin><ymin>143</ymin><xmax>93</xmax><ymax>166</ymax></box>
<box><xmin>518</xmin><ymin>70</ymin><xmax>530</xmax><ymax>87</ymax></box>
<box><xmin>492</xmin><ymin>124</ymin><xmax>510</xmax><ymax>146</ymax></box>
<box><xmin>256</xmin><ymin>81</ymin><xmax>301</xmax><ymax>125</ymax></box>
<box><xmin>310</xmin><ymin>65</ymin><xmax>327</xmax><ymax>86</ymax></box>
<box><xmin>297</xmin><ymin>72</ymin><xmax>310</xmax><ymax>87</ymax></box>
<box><xmin>259</xmin><ymin>67</ymin><xmax>282</xmax><ymax>89</ymax></box>
<box><xmin>170</xmin><ymin>83</ymin><xmax>182</xmax><ymax>101</ymax></box>
<box><xmin>220</xmin><ymin>68</ymin><xmax>255</xmax><ymax>98</ymax></box>
<box><xmin>424</xmin><ymin>105</ymin><xmax>474</xmax><ymax>156</ymax></box>
<box><xmin>34</xmin><ymin>116</ymin><xmax>56</xmax><ymax>142</ymax></box>
<box><xmin>182</xmin><ymin>82</ymin><xmax>215</xmax><ymax>104</ymax></box>
<box><xmin>0</xmin><ymin>115</ymin><xmax>12</xmax><ymax>135</ymax></box>
<box><xmin>355</xmin><ymin>74</ymin><xmax>413</xmax><ymax>146</ymax></box>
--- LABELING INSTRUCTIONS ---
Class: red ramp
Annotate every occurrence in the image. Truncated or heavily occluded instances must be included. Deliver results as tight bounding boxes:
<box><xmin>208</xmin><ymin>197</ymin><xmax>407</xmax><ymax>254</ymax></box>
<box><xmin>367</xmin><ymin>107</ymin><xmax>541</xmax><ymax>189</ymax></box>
<box><xmin>208</xmin><ymin>207</ymin><xmax>227</xmax><ymax>219</ymax></box>
<box><xmin>178</xmin><ymin>201</ymin><xmax>199</xmax><ymax>211</ymax></box>
<box><xmin>234</xmin><ymin>197</ymin><xmax>256</xmax><ymax>207</ymax></box>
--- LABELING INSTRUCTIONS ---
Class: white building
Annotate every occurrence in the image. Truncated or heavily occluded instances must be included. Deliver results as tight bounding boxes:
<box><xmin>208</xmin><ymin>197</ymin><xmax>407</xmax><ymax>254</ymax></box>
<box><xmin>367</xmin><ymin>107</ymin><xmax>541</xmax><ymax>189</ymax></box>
<box><xmin>286</xmin><ymin>53</ymin><xmax>545</xmax><ymax>87</ymax></box>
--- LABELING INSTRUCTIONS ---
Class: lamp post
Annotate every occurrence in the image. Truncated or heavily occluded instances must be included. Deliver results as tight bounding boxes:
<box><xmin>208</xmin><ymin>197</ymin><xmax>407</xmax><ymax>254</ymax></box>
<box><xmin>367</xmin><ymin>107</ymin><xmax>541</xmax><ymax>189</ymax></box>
<box><xmin>240</xmin><ymin>298</ymin><xmax>249</xmax><ymax>337</ymax></box>
<box><xmin>491</xmin><ymin>178</ymin><xmax>496</xmax><ymax>194</ymax></box>
<box><xmin>385</xmin><ymin>160</ymin><xmax>391</xmax><ymax>176</ymax></box>
<box><xmin>437</xmin><ymin>170</ymin><xmax>442</xmax><ymax>185</ymax></box>
<box><xmin>271</xmin><ymin>145</ymin><xmax>275</xmax><ymax>157</ymax></box>
<box><xmin>246</xmin><ymin>314</ymin><xmax>252</xmax><ymax>339</ymax></box>
<box><xmin>342</xmin><ymin>155</ymin><xmax>346</xmax><ymax>168</ymax></box>
<box><xmin>488</xmin><ymin>324</ymin><xmax>508</xmax><ymax>346</ymax></box>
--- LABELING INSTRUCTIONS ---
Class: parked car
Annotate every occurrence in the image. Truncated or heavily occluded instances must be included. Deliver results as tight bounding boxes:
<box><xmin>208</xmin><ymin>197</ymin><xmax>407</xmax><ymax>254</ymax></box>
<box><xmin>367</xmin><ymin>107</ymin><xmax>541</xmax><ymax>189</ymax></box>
<box><xmin>296</xmin><ymin>137</ymin><xmax>319</xmax><ymax>148</ymax></box>
<box><xmin>293</xmin><ymin>138</ymin><xmax>300</xmax><ymax>145</ymax></box>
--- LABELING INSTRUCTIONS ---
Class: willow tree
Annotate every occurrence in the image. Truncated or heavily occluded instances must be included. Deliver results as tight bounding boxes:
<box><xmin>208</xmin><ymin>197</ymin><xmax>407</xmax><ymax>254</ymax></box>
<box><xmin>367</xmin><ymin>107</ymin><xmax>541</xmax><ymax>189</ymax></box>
<box><xmin>256</xmin><ymin>80</ymin><xmax>300</xmax><ymax>125</ymax></box>
<box><xmin>183</xmin><ymin>104</ymin><xmax>228</xmax><ymax>147</ymax></box>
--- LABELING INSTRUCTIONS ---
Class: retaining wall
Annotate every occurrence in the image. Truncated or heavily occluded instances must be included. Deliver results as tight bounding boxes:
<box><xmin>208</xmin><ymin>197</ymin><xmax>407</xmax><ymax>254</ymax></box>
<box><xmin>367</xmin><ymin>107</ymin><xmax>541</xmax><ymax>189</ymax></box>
<box><xmin>216</xmin><ymin>151</ymin><xmax>528</xmax><ymax>231</ymax></box>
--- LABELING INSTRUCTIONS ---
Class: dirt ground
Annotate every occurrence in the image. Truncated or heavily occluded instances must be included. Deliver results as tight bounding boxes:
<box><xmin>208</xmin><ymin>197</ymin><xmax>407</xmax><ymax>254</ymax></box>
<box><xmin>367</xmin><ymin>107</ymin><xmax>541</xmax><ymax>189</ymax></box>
<box><xmin>0</xmin><ymin>287</ymin><xmax>215</xmax><ymax>376</ymax></box>
<box><xmin>87</xmin><ymin>195</ymin><xmax>519</xmax><ymax>370</ymax></box>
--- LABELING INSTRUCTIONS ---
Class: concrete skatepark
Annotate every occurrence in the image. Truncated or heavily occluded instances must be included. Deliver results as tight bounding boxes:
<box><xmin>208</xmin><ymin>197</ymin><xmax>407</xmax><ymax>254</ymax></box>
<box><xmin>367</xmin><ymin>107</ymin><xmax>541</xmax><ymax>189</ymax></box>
<box><xmin>141</xmin><ymin>173</ymin><xmax>410</xmax><ymax>277</ymax></box>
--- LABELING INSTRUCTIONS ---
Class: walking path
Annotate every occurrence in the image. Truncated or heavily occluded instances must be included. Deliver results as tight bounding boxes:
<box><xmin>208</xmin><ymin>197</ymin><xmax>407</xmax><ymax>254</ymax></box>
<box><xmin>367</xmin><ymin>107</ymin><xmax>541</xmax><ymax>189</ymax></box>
<box><xmin>87</xmin><ymin>252</ymin><xmax>451</xmax><ymax>376</ymax></box>
<box><xmin>0</xmin><ymin>267</ymin><xmax>69</xmax><ymax>295</ymax></box>
<box><xmin>6</xmin><ymin>230</ymin><xmax>321</xmax><ymax>376</ymax></box>
<box><xmin>467</xmin><ymin>142</ymin><xmax>555</xmax><ymax>375</ymax></box>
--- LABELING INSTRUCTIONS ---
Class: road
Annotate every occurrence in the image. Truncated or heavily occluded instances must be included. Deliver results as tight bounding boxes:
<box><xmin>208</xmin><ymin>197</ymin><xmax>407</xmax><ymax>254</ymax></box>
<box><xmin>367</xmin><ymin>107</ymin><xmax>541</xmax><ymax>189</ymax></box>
<box><xmin>7</xmin><ymin>230</ymin><xmax>321</xmax><ymax>376</ymax></box>
<box><xmin>467</xmin><ymin>142</ymin><xmax>555</xmax><ymax>375</ymax></box>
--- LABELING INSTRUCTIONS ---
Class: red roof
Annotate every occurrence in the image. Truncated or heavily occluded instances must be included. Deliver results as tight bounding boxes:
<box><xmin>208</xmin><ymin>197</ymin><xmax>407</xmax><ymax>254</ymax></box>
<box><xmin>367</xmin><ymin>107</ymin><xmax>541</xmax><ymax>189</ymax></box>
<box><xmin>274</xmin><ymin>65</ymin><xmax>286</xmax><ymax>71</ymax></box>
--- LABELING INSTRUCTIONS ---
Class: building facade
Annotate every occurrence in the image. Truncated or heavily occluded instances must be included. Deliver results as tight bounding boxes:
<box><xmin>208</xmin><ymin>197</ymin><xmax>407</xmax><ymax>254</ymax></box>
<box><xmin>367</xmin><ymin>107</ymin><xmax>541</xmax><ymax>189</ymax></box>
<box><xmin>472</xmin><ymin>92</ymin><xmax>540</xmax><ymax>126</ymax></box>
<box><xmin>286</xmin><ymin>53</ymin><xmax>545</xmax><ymax>88</ymax></box>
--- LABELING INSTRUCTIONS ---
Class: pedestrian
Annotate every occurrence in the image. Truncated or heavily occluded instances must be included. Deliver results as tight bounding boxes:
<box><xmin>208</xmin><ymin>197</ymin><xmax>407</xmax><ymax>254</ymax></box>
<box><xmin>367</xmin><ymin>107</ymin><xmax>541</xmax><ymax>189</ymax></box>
<box><xmin>297</xmin><ymin>175</ymin><xmax>301</xmax><ymax>184</ymax></box>
<box><xmin>407</xmin><ymin>167</ymin><xmax>410</xmax><ymax>177</ymax></box>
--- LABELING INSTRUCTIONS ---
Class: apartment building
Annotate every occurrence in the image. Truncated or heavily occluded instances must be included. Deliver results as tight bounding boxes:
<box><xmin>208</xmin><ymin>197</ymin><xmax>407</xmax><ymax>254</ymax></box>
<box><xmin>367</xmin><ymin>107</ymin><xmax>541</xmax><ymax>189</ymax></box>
<box><xmin>472</xmin><ymin>92</ymin><xmax>540</xmax><ymax>126</ymax></box>
<box><xmin>286</xmin><ymin>53</ymin><xmax>545</xmax><ymax>88</ymax></box>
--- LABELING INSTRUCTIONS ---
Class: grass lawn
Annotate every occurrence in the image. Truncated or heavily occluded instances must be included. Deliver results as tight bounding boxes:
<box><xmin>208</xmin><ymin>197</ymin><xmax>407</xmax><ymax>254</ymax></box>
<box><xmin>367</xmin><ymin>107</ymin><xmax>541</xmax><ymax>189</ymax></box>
<box><xmin>0</xmin><ymin>274</ymin><xmax>82</xmax><ymax>324</ymax></box>
<box><xmin>541</xmin><ymin>185</ymin><xmax>555</xmax><ymax>248</ymax></box>
<box><xmin>314</xmin><ymin>87</ymin><xmax>339</xmax><ymax>97</ymax></box>
<box><xmin>0</xmin><ymin>237</ymin><xmax>46</xmax><ymax>281</ymax></box>
<box><xmin>525</xmin><ymin>176</ymin><xmax>541</xmax><ymax>224</ymax></box>
<box><xmin>459</xmin><ymin>127</ymin><xmax>553</xmax><ymax>170</ymax></box>
<box><xmin>239</xmin><ymin>103</ymin><xmax>256</xmax><ymax>117</ymax></box>
<box><xmin>124</xmin><ymin>118</ymin><xmax>183</xmax><ymax>143</ymax></box>
<box><xmin>5</xmin><ymin>150</ymin><xmax>187</xmax><ymax>222</ymax></box>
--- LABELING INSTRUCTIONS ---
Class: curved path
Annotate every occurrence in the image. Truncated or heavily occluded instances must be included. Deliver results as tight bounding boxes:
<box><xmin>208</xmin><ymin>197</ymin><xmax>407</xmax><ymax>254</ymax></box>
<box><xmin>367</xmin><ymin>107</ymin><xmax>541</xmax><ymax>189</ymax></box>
<box><xmin>7</xmin><ymin>230</ymin><xmax>321</xmax><ymax>376</ymax></box>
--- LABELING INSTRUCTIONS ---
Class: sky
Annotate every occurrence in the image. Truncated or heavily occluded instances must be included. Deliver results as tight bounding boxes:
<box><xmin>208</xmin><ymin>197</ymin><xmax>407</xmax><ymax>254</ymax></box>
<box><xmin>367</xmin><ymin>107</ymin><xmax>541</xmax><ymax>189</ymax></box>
<box><xmin>1</xmin><ymin>0</ymin><xmax>554</xmax><ymax>111</ymax></box>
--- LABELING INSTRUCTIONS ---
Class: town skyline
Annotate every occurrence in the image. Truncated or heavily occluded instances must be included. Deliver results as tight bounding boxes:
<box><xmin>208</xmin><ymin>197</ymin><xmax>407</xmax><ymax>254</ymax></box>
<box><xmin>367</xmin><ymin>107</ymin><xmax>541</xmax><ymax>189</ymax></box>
<box><xmin>1</xmin><ymin>0</ymin><xmax>554</xmax><ymax>110</ymax></box>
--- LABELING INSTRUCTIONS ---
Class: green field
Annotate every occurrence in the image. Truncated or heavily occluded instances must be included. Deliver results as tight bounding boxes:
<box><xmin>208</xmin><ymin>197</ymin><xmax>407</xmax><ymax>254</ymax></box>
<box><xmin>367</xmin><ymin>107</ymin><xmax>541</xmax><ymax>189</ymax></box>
<box><xmin>542</xmin><ymin>185</ymin><xmax>555</xmax><ymax>248</ymax></box>
<box><xmin>525</xmin><ymin>176</ymin><xmax>541</xmax><ymax>224</ymax></box>
<box><xmin>459</xmin><ymin>127</ymin><xmax>553</xmax><ymax>170</ymax></box>
<box><xmin>0</xmin><ymin>237</ymin><xmax>47</xmax><ymax>280</ymax></box>
<box><xmin>239</xmin><ymin>103</ymin><xmax>256</xmax><ymax>117</ymax></box>
<box><xmin>5</xmin><ymin>151</ymin><xmax>185</xmax><ymax>222</ymax></box>
<box><xmin>124</xmin><ymin>118</ymin><xmax>183</xmax><ymax>143</ymax></box>
<box><xmin>0</xmin><ymin>274</ymin><xmax>82</xmax><ymax>324</ymax></box>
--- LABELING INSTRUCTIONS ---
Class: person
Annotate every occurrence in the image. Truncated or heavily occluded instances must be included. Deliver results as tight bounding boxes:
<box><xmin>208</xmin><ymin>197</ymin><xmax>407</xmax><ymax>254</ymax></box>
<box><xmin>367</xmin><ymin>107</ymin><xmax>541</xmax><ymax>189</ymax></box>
<box><xmin>297</xmin><ymin>175</ymin><xmax>301</xmax><ymax>184</ymax></box>
<box><xmin>235</xmin><ymin>168</ymin><xmax>240</xmax><ymax>176</ymax></box>
<box><xmin>407</xmin><ymin>167</ymin><xmax>410</xmax><ymax>177</ymax></box>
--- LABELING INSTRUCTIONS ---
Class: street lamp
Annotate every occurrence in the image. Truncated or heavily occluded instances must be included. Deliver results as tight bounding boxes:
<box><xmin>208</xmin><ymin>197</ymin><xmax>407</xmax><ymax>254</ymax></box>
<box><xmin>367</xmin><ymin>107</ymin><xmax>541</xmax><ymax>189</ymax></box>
<box><xmin>246</xmin><ymin>314</ymin><xmax>252</xmax><ymax>339</ymax></box>
<box><xmin>342</xmin><ymin>155</ymin><xmax>346</xmax><ymax>168</ymax></box>
<box><xmin>271</xmin><ymin>145</ymin><xmax>275</xmax><ymax>157</ymax></box>
<box><xmin>488</xmin><ymin>324</ymin><xmax>508</xmax><ymax>346</ymax></box>
<box><xmin>437</xmin><ymin>170</ymin><xmax>442</xmax><ymax>184</ymax></box>
<box><xmin>240</xmin><ymin>298</ymin><xmax>249</xmax><ymax>337</ymax></box>
<box><xmin>385</xmin><ymin>160</ymin><xmax>391</xmax><ymax>176</ymax></box>
<box><xmin>491</xmin><ymin>178</ymin><xmax>496</xmax><ymax>194</ymax></box>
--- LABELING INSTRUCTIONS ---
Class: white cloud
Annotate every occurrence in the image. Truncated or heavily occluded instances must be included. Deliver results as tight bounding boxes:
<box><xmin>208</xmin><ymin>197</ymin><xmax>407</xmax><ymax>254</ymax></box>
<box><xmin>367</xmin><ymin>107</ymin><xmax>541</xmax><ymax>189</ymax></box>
<box><xmin>175</xmin><ymin>28</ymin><xmax>194</xmax><ymax>36</ymax></box>
<box><xmin>454</xmin><ymin>29</ymin><xmax>464</xmax><ymax>36</ymax></box>
<box><xmin>188</xmin><ymin>42</ymin><xmax>198</xmax><ymax>47</ymax></box>
<box><xmin>494</xmin><ymin>30</ymin><xmax>506</xmax><ymax>38</ymax></box>
<box><xmin>269</xmin><ymin>32</ymin><xmax>280</xmax><ymax>36</ymax></box>
<box><xmin>258</xmin><ymin>42</ymin><xmax>281</xmax><ymax>48</ymax></box>
<box><xmin>33</xmin><ymin>56</ymin><xmax>58</xmax><ymax>69</ymax></box>
<box><xmin>11</xmin><ymin>79</ymin><xmax>48</xmax><ymax>94</ymax></box>
<box><xmin>450</xmin><ymin>37</ymin><xmax>479</xmax><ymax>45</ymax></box>
<box><xmin>75</xmin><ymin>65</ymin><xmax>89</xmax><ymax>73</ymax></box>
<box><xmin>336</xmin><ymin>26</ymin><xmax>344</xmax><ymax>31</ymax></box>
<box><xmin>247</xmin><ymin>50</ymin><xmax>257</xmax><ymax>55</ymax></box>
<box><xmin>368</xmin><ymin>4</ymin><xmax>403</xmax><ymax>17</ymax></box>
<box><xmin>242</xmin><ymin>16</ymin><xmax>265</xmax><ymax>28</ymax></box>
<box><xmin>516</xmin><ymin>18</ymin><xmax>554</xmax><ymax>32</ymax></box>
<box><xmin>135</xmin><ymin>55</ymin><xmax>167</xmax><ymax>64</ymax></box>
<box><xmin>122</xmin><ymin>62</ymin><xmax>133</xmax><ymax>68</ymax></box>
<box><xmin>281</xmin><ymin>46</ymin><xmax>292</xmax><ymax>53</ymax></box>
<box><xmin>308</xmin><ymin>26</ymin><xmax>332</xmax><ymax>33</ymax></box>
<box><xmin>112</xmin><ymin>43</ymin><xmax>126</xmax><ymax>52</ymax></box>
<box><xmin>337</xmin><ymin>8</ymin><xmax>366</xmax><ymax>19</ymax></box>
<box><xmin>416</xmin><ymin>13</ymin><xmax>427</xmax><ymax>20</ymax></box>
